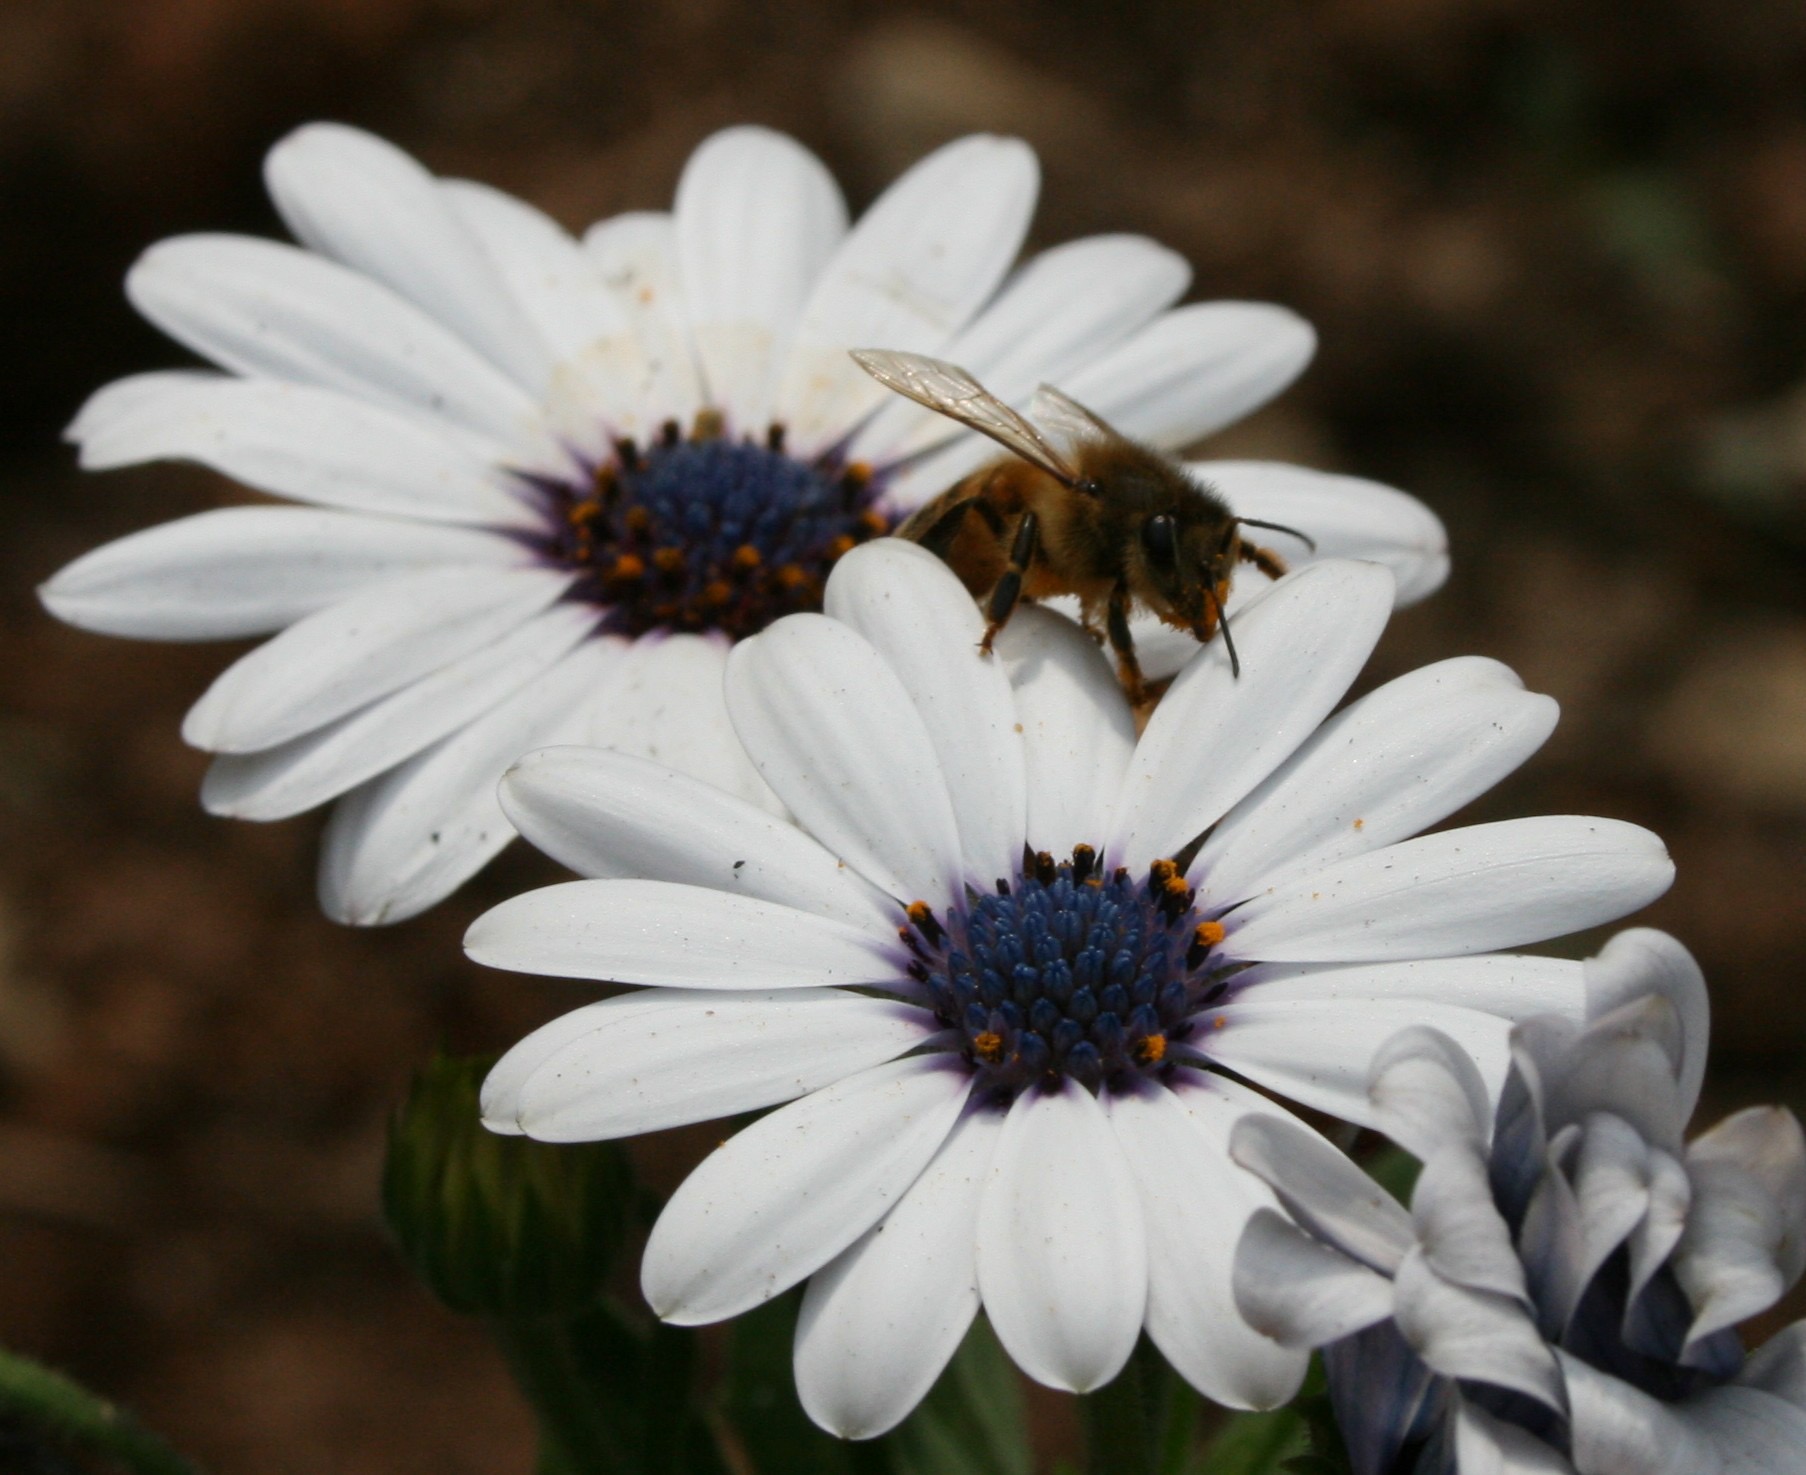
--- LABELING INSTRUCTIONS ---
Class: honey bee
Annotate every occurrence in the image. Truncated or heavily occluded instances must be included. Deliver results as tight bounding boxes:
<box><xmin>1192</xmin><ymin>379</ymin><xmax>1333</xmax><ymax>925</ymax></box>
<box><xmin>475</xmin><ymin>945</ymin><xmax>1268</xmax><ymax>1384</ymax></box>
<box><xmin>851</xmin><ymin>349</ymin><xmax>1313</xmax><ymax>703</ymax></box>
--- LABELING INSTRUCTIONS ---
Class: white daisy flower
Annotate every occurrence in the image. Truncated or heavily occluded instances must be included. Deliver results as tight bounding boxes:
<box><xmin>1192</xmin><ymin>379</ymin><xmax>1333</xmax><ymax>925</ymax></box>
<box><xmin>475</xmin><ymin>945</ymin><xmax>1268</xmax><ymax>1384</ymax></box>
<box><xmin>39</xmin><ymin>121</ymin><xmax>1447</xmax><ymax>926</ymax></box>
<box><xmin>468</xmin><ymin>541</ymin><xmax>1669</xmax><ymax>1439</ymax></box>
<box><xmin>1229</xmin><ymin>929</ymin><xmax>1806</xmax><ymax>1475</ymax></box>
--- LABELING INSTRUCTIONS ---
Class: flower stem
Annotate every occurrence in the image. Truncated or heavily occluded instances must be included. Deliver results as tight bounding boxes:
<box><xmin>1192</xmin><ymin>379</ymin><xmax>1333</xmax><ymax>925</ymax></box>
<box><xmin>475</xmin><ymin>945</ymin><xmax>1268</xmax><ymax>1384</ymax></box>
<box><xmin>487</xmin><ymin>1316</ymin><xmax>632</xmax><ymax>1475</ymax></box>
<box><xmin>0</xmin><ymin>1347</ymin><xmax>201</xmax><ymax>1475</ymax></box>
<box><xmin>1080</xmin><ymin>1350</ymin><xmax>1157</xmax><ymax>1475</ymax></box>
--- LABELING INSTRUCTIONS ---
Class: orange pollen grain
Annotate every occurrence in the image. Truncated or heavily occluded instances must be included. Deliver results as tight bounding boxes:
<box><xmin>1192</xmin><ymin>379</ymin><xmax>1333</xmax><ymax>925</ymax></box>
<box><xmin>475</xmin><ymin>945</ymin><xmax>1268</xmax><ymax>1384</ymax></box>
<box><xmin>567</xmin><ymin>500</ymin><xmax>601</xmax><ymax>526</ymax></box>
<box><xmin>858</xmin><ymin>509</ymin><xmax>890</xmax><ymax>537</ymax></box>
<box><xmin>906</xmin><ymin>901</ymin><xmax>934</xmax><ymax>927</ymax></box>
<box><xmin>1135</xmin><ymin>1034</ymin><xmax>1168</xmax><ymax>1064</ymax></box>
<box><xmin>826</xmin><ymin>534</ymin><xmax>856</xmax><ymax>559</ymax></box>
<box><xmin>974</xmin><ymin>1031</ymin><xmax>1004</xmax><ymax>1063</ymax></box>
<box><xmin>607</xmin><ymin>554</ymin><xmax>646</xmax><ymax>581</ymax></box>
<box><xmin>1194</xmin><ymin>921</ymin><xmax>1226</xmax><ymax>948</ymax></box>
<box><xmin>623</xmin><ymin>506</ymin><xmax>652</xmax><ymax>534</ymax></box>
<box><xmin>1162</xmin><ymin>874</ymin><xmax>1191</xmax><ymax>898</ymax></box>
<box><xmin>702</xmin><ymin>580</ymin><xmax>733</xmax><ymax>607</ymax></box>
<box><xmin>652</xmin><ymin>547</ymin><xmax>686</xmax><ymax>574</ymax></box>
<box><xmin>776</xmin><ymin>564</ymin><xmax>811</xmax><ymax>591</ymax></box>
<box><xmin>731</xmin><ymin>544</ymin><xmax>762</xmax><ymax>571</ymax></box>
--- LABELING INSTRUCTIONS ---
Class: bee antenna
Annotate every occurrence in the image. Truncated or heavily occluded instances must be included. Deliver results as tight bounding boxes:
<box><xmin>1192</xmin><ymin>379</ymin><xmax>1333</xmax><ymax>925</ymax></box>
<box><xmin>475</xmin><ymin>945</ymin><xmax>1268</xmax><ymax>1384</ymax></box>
<box><xmin>1234</xmin><ymin>517</ymin><xmax>1316</xmax><ymax>553</ymax></box>
<box><xmin>1204</xmin><ymin>581</ymin><xmax>1241</xmax><ymax>678</ymax></box>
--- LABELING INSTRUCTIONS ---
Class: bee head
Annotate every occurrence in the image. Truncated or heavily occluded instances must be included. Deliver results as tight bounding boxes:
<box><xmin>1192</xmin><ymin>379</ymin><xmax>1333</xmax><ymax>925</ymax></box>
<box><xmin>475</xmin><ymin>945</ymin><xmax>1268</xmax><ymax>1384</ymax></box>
<box><xmin>1135</xmin><ymin>511</ymin><xmax>1238</xmax><ymax>625</ymax></box>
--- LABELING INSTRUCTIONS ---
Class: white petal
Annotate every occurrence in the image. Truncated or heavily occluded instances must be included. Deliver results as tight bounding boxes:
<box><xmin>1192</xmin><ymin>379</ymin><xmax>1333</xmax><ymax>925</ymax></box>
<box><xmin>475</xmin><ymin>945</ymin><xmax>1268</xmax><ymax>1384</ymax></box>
<box><xmin>1571</xmin><ymin>1116</ymin><xmax>1657</xmax><ymax>1300</ymax></box>
<box><xmin>1629</xmin><ymin>1148</ymin><xmax>1692</xmax><ymax>1305</ymax></box>
<box><xmin>1453</xmin><ymin>1404</ymin><xmax>1576</xmax><ymax>1475</ymax></box>
<box><xmin>481</xmin><ymin>989</ymin><xmax>683</xmax><ymax>1133</ymax></box>
<box><xmin>442</xmin><ymin>180</ymin><xmax>676</xmax><ymax>458</ymax></box>
<box><xmin>1516</xmin><ymin>1128</ymin><xmax>1589</xmax><ymax>1337</ymax></box>
<box><xmin>581</xmin><ymin>212</ymin><xmax>705</xmax><ymax>431</ymax></box>
<box><xmin>1411</xmin><ymin>1144</ymin><xmax>1530</xmax><ymax>1301</ymax></box>
<box><xmin>318</xmin><ymin>638</ymin><xmax>620</xmax><ymax>924</ymax></box>
<box><xmin>264</xmin><ymin>123</ymin><xmax>552</xmax><ymax>393</ymax></box>
<box><xmin>774</xmin><ymin>135</ymin><xmax>1038</xmax><ymax>454</ymax></box>
<box><xmin>69</xmin><ymin>374</ymin><xmax>539</xmax><ymax>528</ymax></box>
<box><xmin>642</xmin><ymin>1053</ymin><xmax>971</xmax><ymax>1323</ymax></box>
<box><xmin>499</xmin><ymin>746</ymin><xmax>892</xmax><ymax>932</ymax></box>
<box><xmin>1227</xmin><ymin>1112</ymin><xmax>1415</xmax><ymax>1273</ymax></box>
<box><xmin>1545</xmin><ymin>996</ymin><xmax>1687</xmax><ymax>1149</ymax></box>
<box><xmin>66</xmin><ymin>367</ymin><xmax>215</xmax><ymax>441</ymax></box>
<box><xmin>1105</xmin><ymin>1080</ymin><xmax>1308</xmax><ymax>1408</ymax></box>
<box><xmin>1195</xmin><ymin>657</ymin><xmax>1558</xmax><ymax>910</ymax></box>
<box><xmin>975</xmin><ymin>1078</ymin><xmax>1147</xmax><ymax>1392</ymax></box>
<box><xmin>583</xmin><ymin>632</ymin><xmax>772</xmax><ymax>813</ymax></box>
<box><xmin>725</xmin><ymin>614</ymin><xmax>963</xmax><ymax>906</ymax></box>
<box><xmin>465</xmin><ymin>878</ymin><xmax>904</xmax><ymax>989</ymax></box>
<box><xmin>854</xmin><ymin>234</ymin><xmax>1188</xmax><ymax>471</ymax></box>
<box><xmin>1054</xmin><ymin>302</ymin><xmax>1315</xmax><ymax>450</ymax></box>
<box><xmin>823</xmin><ymin>542</ymin><xmax>1026</xmax><ymax>889</ymax></box>
<box><xmin>127</xmin><ymin>234</ymin><xmax>555</xmax><ymax>459</ymax></box>
<box><xmin>1688</xmin><ymin>1105</ymin><xmax>1806</xmax><ymax>1289</ymax></box>
<box><xmin>1675</xmin><ymin>1154</ymin><xmax>1790</xmax><ymax>1347</ymax></box>
<box><xmin>794</xmin><ymin>1107</ymin><xmax>1002</xmax><ymax>1439</ymax></box>
<box><xmin>1228</xmin><ymin>954</ymin><xmax>1586</xmax><ymax>1023</ymax></box>
<box><xmin>675</xmin><ymin>126</ymin><xmax>847</xmax><ymax>425</ymax></box>
<box><xmin>1201</xmin><ymin>997</ymin><xmax>1512</xmax><ymax>1130</ymax></box>
<box><xmin>202</xmin><ymin>602</ymin><xmax>595</xmax><ymax>818</ymax></box>
<box><xmin>1230</xmin><ymin>1207</ymin><xmax>1395</xmax><ymax>1349</ymax></box>
<box><xmin>180</xmin><ymin>565</ymin><xmax>571</xmax><ymax>752</ymax></box>
<box><xmin>40</xmin><ymin>507</ymin><xmax>525</xmax><ymax>642</ymax></box>
<box><xmin>1687</xmin><ymin>1383</ymin><xmax>1806</xmax><ymax>1475</ymax></box>
<box><xmin>992</xmin><ymin>606</ymin><xmax>1137</xmax><ymax>855</ymax></box>
<box><xmin>512</xmin><ymin>987</ymin><xmax>930</xmax><ymax>1140</ymax></box>
<box><xmin>1583</xmin><ymin>929</ymin><xmax>1710</xmax><ymax>1129</ymax></box>
<box><xmin>1109</xmin><ymin>560</ymin><xmax>1395</xmax><ymax>873</ymax></box>
<box><xmin>1196</xmin><ymin>460</ymin><xmax>1450</xmax><ymax>607</ymax></box>
<box><xmin>1367</xmin><ymin>1025</ymin><xmax>1495</xmax><ymax>1163</ymax></box>
<box><xmin>1392</xmin><ymin>1246</ymin><xmax>1564</xmax><ymax>1411</ymax></box>
<box><xmin>1222</xmin><ymin>817</ymin><xmax>1674</xmax><ymax>963</ymax></box>
<box><xmin>438</xmin><ymin>179</ymin><xmax>628</xmax><ymax>364</ymax></box>
<box><xmin>1560</xmin><ymin>1352</ymin><xmax>1721</xmax><ymax>1475</ymax></box>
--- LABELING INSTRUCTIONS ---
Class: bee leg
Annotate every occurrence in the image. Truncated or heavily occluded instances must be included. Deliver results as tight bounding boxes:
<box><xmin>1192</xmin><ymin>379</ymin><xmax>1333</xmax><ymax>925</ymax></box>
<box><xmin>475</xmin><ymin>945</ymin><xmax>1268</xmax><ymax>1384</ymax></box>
<box><xmin>913</xmin><ymin>496</ymin><xmax>976</xmax><ymax>559</ymax></box>
<box><xmin>1239</xmin><ymin>542</ymin><xmax>1288</xmax><ymax>581</ymax></box>
<box><xmin>979</xmin><ymin>510</ymin><xmax>1040</xmax><ymax>654</ymax></box>
<box><xmin>1106</xmin><ymin>581</ymin><xmax>1147</xmax><ymax>706</ymax></box>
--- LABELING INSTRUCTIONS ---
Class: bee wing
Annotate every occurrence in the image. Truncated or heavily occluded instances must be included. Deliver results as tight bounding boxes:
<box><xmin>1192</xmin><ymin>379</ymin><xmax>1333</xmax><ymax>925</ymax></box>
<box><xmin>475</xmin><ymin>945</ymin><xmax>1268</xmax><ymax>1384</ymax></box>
<box><xmin>1028</xmin><ymin>383</ymin><xmax>1120</xmax><ymax>451</ymax></box>
<box><xmin>850</xmin><ymin>349</ymin><xmax>1080</xmax><ymax>484</ymax></box>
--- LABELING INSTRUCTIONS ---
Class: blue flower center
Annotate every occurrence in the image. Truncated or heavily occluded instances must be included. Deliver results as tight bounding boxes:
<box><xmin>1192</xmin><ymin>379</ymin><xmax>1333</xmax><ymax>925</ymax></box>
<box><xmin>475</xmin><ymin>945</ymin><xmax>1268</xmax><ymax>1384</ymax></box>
<box><xmin>538</xmin><ymin>416</ymin><xmax>893</xmax><ymax>639</ymax></box>
<box><xmin>903</xmin><ymin>849</ymin><xmax>1229</xmax><ymax>1096</ymax></box>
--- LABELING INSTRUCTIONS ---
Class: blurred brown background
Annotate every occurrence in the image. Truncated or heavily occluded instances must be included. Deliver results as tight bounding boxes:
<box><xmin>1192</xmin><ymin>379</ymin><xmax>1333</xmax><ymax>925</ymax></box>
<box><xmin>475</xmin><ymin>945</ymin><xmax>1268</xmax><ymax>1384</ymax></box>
<box><xmin>4</xmin><ymin>0</ymin><xmax>1806</xmax><ymax>1470</ymax></box>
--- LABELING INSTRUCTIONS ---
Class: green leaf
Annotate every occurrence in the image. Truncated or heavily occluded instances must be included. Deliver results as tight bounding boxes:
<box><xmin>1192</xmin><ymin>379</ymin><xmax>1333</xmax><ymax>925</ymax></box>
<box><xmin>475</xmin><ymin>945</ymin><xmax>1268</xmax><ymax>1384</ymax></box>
<box><xmin>886</xmin><ymin>1318</ymin><xmax>1032</xmax><ymax>1475</ymax></box>
<box><xmin>1362</xmin><ymin>1145</ymin><xmax>1420</xmax><ymax>1208</ymax></box>
<box><xmin>1192</xmin><ymin>1405</ymin><xmax>1309</xmax><ymax>1475</ymax></box>
<box><xmin>383</xmin><ymin>1053</ymin><xmax>634</xmax><ymax>1318</ymax></box>
<box><xmin>0</xmin><ymin>1347</ymin><xmax>201</xmax><ymax>1475</ymax></box>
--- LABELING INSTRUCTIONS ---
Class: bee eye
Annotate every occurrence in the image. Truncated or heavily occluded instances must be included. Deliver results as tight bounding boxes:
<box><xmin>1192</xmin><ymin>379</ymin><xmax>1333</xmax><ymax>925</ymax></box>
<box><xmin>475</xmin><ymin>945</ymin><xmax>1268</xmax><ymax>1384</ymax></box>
<box><xmin>1141</xmin><ymin>514</ymin><xmax>1177</xmax><ymax>567</ymax></box>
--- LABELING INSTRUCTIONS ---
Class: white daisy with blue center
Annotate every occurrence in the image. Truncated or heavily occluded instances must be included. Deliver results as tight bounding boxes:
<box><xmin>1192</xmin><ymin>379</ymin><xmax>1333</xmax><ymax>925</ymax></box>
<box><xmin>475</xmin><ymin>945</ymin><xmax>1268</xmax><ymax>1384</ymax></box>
<box><xmin>41</xmin><ymin>121</ymin><xmax>1446</xmax><ymax>925</ymax></box>
<box><xmin>468</xmin><ymin>541</ymin><xmax>1671</xmax><ymax>1439</ymax></box>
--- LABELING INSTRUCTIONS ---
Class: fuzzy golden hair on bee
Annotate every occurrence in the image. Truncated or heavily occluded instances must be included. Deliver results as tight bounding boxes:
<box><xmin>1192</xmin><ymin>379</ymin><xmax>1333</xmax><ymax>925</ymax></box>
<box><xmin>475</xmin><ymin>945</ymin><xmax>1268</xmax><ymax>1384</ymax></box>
<box><xmin>850</xmin><ymin>349</ymin><xmax>1313</xmax><ymax>703</ymax></box>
